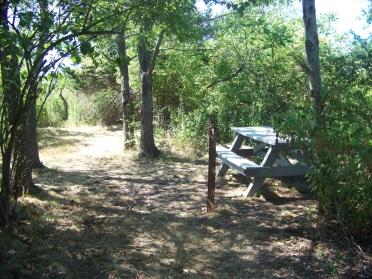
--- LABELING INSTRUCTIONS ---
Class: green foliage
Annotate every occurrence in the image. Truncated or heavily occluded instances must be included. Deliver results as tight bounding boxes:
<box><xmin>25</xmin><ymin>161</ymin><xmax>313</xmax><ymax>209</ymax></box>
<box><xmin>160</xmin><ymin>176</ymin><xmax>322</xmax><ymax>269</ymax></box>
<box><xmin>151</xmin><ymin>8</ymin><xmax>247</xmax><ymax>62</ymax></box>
<box><xmin>38</xmin><ymin>93</ymin><xmax>68</xmax><ymax>127</ymax></box>
<box><xmin>277</xmin><ymin>34</ymin><xmax>372</xmax><ymax>232</ymax></box>
<box><xmin>305</xmin><ymin>37</ymin><xmax>372</xmax><ymax>231</ymax></box>
<box><xmin>310</xmin><ymin>124</ymin><xmax>372</xmax><ymax>231</ymax></box>
<box><xmin>39</xmin><ymin>86</ymin><xmax>123</xmax><ymax>127</ymax></box>
<box><xmin>163</xmin><ymin>5</ymin><xmax>307</xmax><ymax>147</ymax></box>
<box><xmin>171</xmin><ymin>107</ymin><xmax>212</xmax><ymax>149</ymax></box>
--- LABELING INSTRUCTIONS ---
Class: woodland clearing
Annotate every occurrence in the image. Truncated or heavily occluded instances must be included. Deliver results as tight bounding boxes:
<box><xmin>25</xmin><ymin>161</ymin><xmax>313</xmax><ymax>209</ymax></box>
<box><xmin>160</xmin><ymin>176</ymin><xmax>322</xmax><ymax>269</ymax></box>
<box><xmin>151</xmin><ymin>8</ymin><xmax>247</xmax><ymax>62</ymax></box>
<box><xmin>0</xmin><ymin>126</ymin><xmax>370</xmax><ymax>278</ymax></box>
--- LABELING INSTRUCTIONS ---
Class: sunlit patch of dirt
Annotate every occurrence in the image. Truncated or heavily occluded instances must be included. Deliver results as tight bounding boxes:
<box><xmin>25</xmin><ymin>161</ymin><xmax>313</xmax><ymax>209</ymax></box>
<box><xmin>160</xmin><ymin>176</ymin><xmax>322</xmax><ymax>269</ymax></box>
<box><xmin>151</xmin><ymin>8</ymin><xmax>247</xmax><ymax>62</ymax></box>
<box><xmin>0</xmin><ymin>126</ymin><xmax>370</xmax><ymax>278</ymax></box>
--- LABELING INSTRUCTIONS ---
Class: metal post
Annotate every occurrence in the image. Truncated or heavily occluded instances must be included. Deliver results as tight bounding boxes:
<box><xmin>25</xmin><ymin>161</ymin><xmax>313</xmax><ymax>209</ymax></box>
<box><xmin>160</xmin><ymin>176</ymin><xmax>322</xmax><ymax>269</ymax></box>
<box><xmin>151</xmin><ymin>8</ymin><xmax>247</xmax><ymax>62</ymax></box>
<box><xmin>207</xmin><ymin>119</ymin><xmax>217</xmax><ymax>213</ymax></box>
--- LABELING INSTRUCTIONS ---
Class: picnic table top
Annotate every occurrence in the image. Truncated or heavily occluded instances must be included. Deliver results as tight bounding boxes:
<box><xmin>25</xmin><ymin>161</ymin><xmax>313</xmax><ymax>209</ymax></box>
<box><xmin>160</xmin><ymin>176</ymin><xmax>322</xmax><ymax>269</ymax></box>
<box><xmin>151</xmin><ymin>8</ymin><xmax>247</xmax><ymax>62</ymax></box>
<box><xmin>231</xmin><ymin>126</ymin><xmax>288</xmax><ymax>146</ymax></box>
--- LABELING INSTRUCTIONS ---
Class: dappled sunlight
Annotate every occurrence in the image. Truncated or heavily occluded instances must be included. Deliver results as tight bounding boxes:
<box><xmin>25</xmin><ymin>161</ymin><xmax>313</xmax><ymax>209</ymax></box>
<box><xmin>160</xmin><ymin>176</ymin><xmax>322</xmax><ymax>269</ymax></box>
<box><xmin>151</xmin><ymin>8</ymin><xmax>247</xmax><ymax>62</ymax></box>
<box><xmin>1</xmin><ymin>126</ymin><xmax>367</xmax><ymax>278</ymax></box>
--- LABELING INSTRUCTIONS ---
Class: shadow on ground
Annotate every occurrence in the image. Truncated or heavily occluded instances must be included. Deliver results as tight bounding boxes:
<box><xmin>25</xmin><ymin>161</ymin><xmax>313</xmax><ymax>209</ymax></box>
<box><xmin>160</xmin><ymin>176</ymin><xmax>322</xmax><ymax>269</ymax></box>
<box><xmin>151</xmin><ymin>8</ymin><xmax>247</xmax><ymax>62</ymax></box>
<box><xmin>0</xmin><ymin>128</ymin><xmax>370</xmax><ymax>279</ymax></box>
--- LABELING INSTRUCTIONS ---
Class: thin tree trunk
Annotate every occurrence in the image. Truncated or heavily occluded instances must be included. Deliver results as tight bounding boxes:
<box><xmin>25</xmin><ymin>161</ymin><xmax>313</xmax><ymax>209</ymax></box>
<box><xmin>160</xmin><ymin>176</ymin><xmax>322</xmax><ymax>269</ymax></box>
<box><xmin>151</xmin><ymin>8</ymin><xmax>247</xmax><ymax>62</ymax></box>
<box><xmin>116</xmin><ymin>32</ymin><xmax>134</xmax><ymax>149</ymax></box>
<box><xmin>302</xmin><ymin>0</ymin><xmax>324</xmax><ymax>128</ymax></box>
<box><xmin>59</xmin><ymin>89</ymin><xmax>69</xmax><ymax>121</ymax></box>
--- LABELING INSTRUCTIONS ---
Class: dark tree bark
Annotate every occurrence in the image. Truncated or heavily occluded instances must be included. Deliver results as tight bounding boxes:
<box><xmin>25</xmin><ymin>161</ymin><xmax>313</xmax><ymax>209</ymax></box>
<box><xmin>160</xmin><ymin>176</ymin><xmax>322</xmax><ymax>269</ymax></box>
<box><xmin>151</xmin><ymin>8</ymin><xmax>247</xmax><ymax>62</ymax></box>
<box><xmin>302</xmin><ymin>0</ymin><xmax>325</xmax><ymax>128</ymax></box>
<box><xmin>15</xmin><ymin>125</ymin><xmax>35</xmax><ymax>194</ymax></box>
<box><xmin>116</xmin><ymin>32</ymin><xmax>135</xmax><ymax>149</ymax></box>
<box><xmin>137</xmin><ymin>20</ymin><xmax>164</xmax><ymax>157</ymax></box>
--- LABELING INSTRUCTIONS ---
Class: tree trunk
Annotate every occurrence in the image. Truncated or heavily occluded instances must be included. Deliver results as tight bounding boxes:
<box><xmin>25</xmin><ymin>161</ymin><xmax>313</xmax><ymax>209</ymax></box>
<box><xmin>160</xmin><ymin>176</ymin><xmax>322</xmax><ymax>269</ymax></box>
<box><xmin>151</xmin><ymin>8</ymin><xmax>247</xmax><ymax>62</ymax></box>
<box><xmin>302</xmin><ymin>0</ymin><xmax>325</xmax><ymax>128</ymax></box>
<box><xmin>59</xmin><ymin>90</ymin><xmax>69</xmax><ymax>121</ymax></box>
<box><xmin>15</xmin><ymin>125</ymin><xmax>35</xmax><ymax>195</ymax></box>
<box><xmin>116</xmin><ymin>32</ymin><xmax>135</xmax><ymax>149</ymax></box>
<box><xmin>137</xmin><ymin>20</ymin><xmax>164</xmax><ymax>157</ymax></box>
<box><xmin>26</xmin><ymin>100</ymin><xmax>44</xmax><ymax>168</ymax></box>
<box><xmin>138</xmin><ymin>53</ymin><xmax>160</xmax><ymax>157</ymax></box>
<box><xmin>23</xmin><ymin>0</ymin><xmax>48</xmax><ymax>169</ymax></box>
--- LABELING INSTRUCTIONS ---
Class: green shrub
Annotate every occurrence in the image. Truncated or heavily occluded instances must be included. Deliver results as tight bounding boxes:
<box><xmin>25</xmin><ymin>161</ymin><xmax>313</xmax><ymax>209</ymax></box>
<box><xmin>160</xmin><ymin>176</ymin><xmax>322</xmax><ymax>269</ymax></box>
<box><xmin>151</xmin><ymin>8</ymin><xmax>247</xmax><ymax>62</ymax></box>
<box><xmin>310</xmin><ymin>100</ymin><xmax>372</xmax><ymax>231</ymax></box>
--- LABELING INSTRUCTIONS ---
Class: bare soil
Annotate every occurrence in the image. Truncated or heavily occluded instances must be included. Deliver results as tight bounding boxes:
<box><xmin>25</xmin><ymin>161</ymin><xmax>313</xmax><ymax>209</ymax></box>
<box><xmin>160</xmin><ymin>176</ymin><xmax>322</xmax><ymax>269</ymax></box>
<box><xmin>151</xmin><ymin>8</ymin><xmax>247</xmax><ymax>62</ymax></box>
<box><xmin>0</xmin><ymin>126</ymin><xmax>371</xmax><ymax>278</ymax></box>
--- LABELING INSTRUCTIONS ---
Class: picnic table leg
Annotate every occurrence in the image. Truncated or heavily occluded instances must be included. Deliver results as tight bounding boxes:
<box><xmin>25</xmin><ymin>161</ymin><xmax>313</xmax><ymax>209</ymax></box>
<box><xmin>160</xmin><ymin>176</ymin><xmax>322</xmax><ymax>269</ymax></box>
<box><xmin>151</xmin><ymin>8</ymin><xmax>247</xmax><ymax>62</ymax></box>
<box><xmin>244</xmin><ymin>146</ymin><xmax>279</xmax><ymax>197</ymax></box>
<box><xmin>253</xmin><ymin>142</ymin><xmax>267</xmax><ymax>154</ymax></box>
<box><xmin>216</xmin><ymin>163</ymin><xmax>230</xmax><ymax>176</ymax></box>
<box><xmin>244</xmin><ymin>177</ymin><xmax>265</xmax><ymax>198</ymax></box>
<box><xmin>216</xmin><ymin>134</ymin><xmax>246</xmax><ymax>176</ymax></box>
<box><xmin>275</xmin><ymin>154</ymin><xmax>292</xmax><ymax>167</ymax></box>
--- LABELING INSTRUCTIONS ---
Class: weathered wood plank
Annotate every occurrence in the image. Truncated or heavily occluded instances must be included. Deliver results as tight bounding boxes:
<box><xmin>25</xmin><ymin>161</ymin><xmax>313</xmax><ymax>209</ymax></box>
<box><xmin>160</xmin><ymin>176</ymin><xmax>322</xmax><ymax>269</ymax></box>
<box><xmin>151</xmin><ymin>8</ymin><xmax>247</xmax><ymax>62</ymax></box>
<box><xmin>235</xmin><ymin>147</ymin><xmax>269</xmax><ymax>157</ymax></box>
<box><xmin>243</xmin><ymin>165</ymin><xmax>310</xmax><ymax>177</ymax></box>
<box><xmin>216</xmin><ymin>145</ymin><xmax>261</xmax><ymax>176</ymax></box>
<box><xmin>216</xmin><ymin>145</ymin><xmax>310</xmax><ymax>178</ymax></box>
<box><xmin>232</xmin><ymin>127</ymin><xmax>288</xmax><ymax>147</ymax></box>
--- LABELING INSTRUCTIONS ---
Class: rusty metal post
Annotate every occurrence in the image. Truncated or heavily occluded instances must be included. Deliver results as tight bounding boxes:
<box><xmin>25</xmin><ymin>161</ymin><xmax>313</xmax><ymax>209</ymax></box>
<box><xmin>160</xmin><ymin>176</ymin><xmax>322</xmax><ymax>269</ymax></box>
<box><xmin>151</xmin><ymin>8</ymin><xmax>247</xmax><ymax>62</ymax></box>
<box><xmin>207</xmin><ymin>119</ymin><xmax>217</xmax><ymax>213</ymax></box>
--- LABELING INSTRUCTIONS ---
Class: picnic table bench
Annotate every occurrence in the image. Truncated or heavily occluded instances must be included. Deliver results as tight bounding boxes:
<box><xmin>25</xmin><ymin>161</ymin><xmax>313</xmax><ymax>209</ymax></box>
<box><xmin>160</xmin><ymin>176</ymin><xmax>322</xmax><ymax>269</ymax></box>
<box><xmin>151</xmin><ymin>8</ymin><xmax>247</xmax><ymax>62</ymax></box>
<box><xmin>216</xmin><ymin>126</ymin><xmax>311</xmax><ymax>197</ymax></box>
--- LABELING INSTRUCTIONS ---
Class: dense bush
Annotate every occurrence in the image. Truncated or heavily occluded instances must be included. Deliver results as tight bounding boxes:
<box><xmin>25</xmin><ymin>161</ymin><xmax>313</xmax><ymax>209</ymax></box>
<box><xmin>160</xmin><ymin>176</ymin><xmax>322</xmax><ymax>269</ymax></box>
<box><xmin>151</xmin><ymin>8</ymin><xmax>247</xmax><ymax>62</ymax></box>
<box><xmin>307</xmin><ymin>37</ymin><xmax>372</xmax><ymax>231</ymax></box>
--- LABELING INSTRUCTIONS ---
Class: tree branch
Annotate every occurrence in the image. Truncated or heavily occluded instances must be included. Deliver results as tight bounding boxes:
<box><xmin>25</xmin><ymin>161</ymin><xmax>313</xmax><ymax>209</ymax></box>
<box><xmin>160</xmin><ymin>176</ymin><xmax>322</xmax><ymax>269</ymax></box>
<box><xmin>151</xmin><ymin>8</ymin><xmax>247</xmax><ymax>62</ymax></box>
<box><xmin>147</xmin><ymin>29</ymin><xmax>165</xmax><ymax>77</ymax></box>
<box><xmin>206</xmin><ymin>62</ymin><xmax>246</xmax><ymax>88</ymax></box>
<box><xmin>83</xmin><ymin>0</ymin><xmax>94</xmax><ymax>30</ymax></box>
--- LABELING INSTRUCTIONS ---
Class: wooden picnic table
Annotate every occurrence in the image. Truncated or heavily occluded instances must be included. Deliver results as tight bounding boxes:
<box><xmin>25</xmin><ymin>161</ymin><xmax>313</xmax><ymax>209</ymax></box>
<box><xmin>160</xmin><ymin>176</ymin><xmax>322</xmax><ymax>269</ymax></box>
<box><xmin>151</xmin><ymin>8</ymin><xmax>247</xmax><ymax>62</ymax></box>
<box><xmin>216</xmin><ymin>126</ymin><xmax>311</xmax><ymax>197</ymax></box>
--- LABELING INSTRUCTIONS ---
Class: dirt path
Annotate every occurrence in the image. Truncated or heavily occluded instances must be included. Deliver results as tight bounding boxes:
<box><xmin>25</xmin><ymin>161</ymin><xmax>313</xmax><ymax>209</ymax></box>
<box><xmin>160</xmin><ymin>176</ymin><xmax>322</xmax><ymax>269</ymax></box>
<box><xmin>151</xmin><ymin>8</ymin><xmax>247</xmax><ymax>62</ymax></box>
<box><xmin>1</xmin><ymin>126</ymin><xmax>370</xmax><ymax>278</ymax></box>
